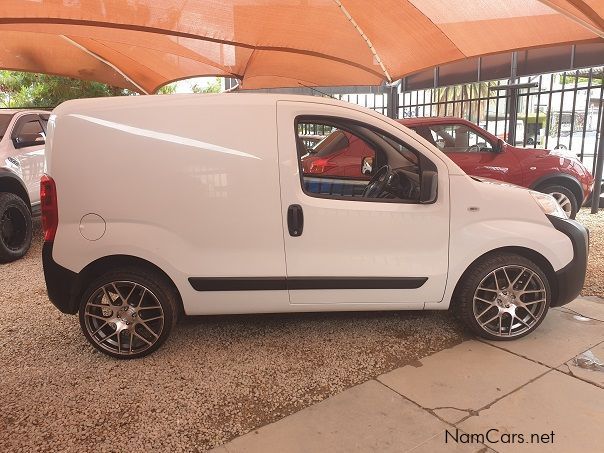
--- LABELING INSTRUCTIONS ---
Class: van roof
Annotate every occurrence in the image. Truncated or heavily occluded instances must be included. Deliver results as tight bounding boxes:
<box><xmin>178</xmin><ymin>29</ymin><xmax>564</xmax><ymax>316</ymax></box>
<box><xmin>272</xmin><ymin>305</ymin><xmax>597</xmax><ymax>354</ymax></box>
<box><xmin>51</xmin><ymin>93</ymin><xmax>376</xmax><ymax>117</ymax></box>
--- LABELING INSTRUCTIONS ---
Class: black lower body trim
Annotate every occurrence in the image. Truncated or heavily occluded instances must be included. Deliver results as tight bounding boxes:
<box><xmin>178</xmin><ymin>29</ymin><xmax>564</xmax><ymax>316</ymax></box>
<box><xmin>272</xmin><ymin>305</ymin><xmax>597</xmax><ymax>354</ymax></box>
<box><xmin>546</xmin><ymin>215</ymin><xmax>589</xmax><ymax>307</ymax></box>
<box><xmin>188</xmin><ymin>276</ymin><xmax>427</xmax><ymax>291</ymax></box>
<box><xmin>189</xmin><ymin>277</ymin><xmax>287</xmax><ymax>291</ymax></box>
<box><xmin>43</xmin><ymin>241</ymin><xmax>79</xmax><ymax>314</ymax></box>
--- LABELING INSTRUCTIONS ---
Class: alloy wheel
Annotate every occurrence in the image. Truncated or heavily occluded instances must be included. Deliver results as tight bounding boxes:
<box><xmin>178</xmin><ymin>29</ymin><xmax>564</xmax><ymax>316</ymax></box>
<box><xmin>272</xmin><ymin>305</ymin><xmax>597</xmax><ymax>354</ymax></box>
<box><xmin>82</xmin><ymin>281</ymin><xmax>165</xmax><ymax>356</ymax></box>
<box><xmin>473</xmin><ymin>265</ymin><xmax>547</xmax><ymax>338</ymax></box>
<box><xmin>550</xmin><ymin>192</ymin><xmax>573</xmax><ymax>217</ymax></box>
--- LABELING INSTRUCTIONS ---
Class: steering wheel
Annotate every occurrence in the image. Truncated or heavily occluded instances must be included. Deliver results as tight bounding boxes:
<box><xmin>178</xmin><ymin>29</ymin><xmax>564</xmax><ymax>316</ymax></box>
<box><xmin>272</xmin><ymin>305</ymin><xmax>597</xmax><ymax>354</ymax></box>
<box><xmin>363</xmin><ymin>165</ymin><xmax>392</xmax><ymax>198</ymax></box>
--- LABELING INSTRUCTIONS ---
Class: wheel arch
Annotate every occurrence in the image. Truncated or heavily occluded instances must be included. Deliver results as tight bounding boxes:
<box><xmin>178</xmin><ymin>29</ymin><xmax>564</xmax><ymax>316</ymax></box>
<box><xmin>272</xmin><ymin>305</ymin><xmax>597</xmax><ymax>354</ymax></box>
<box><xmin>531</xmin><ymin>174</ymin><xmax>583</xmax><ymax>206</ymax></box>
<box><xmin>73</xmin><ymin>254</ymin><xmax>184</xmax><ymax>317</ymax></box>
<box><xmin>450</xmin><ymin>246</ymin><xmax>558</xmax><ymax>309</ymax></box>
<box><xmin>0</xmin><ymin>170</ymin><xmax>31</xmax><ymax>209</ymax></box>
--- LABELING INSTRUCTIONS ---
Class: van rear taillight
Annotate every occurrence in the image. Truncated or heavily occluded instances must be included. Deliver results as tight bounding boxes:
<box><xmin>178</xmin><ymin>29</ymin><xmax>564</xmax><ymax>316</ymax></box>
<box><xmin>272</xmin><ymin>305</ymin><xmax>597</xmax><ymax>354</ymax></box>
<box><xmin>40</xmin><ymin>175</ymin><xmax>58</xmax><ymax>242</ymax></box>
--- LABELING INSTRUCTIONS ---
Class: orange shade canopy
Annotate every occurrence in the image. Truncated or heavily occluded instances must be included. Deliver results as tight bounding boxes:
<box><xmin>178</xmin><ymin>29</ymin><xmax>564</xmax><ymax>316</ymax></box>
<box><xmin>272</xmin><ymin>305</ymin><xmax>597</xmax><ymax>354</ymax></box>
<box><xmin>1</xmin><ymin>0</ymin><xmax>603</xmax><ymax>93</ymax></box>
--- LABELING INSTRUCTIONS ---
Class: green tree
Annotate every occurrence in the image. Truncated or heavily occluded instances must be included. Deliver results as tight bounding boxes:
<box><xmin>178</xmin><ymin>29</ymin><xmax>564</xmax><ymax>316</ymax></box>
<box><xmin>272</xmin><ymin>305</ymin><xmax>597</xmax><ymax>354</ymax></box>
<box><xmin>190</xmin><ymin>77</ymin><xmax>222</xmax><ymax>94</ymax></box>
<box><xmin>154</xmin><ymin>77</ymin><xmax>223</xmax><ymax>95</ymax></box>
<box><xmin>0</xmin><ymin>71</ymin><xmax>133</xmax><ymax>108</ymax></box>
<box><xmin>156</xmin><ymin>83</ymin><xmax>177</xmax><ymax>95</ymax></box>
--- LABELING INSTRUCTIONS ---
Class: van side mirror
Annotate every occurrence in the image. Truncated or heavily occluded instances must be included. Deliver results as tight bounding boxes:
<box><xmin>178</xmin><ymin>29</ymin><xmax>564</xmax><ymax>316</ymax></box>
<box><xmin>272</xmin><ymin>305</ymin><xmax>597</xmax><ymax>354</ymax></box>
<box><xmin>494</xmin><ymin>139</ymin><xmax>504</xmax><ymax>153</ymax></box>
<box><xmin>420</xmin><ymin>170</ymin><xmax>438</xmax><ymax>204</ymax></box>
<box><xmin>361</xmin><ymin>156</ymin><xmax>374</xmax><ymax>175</ymax></box>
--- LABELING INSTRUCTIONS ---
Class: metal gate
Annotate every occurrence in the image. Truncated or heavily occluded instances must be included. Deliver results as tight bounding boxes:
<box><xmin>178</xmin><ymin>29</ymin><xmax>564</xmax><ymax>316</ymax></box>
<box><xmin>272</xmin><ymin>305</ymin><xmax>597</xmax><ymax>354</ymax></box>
<box><xmin>335</xmin><ymin>67</ymin><xmax>603</xmax><ymax>177</ymax></box>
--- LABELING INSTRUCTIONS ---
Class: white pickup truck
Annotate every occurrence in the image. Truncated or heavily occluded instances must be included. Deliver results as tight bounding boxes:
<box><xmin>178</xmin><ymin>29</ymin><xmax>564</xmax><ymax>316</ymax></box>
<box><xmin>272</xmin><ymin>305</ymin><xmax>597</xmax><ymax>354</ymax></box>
<box><xmin>0</xmin><ymin>109</ymin><xmax>48</xmax><ymax>262</ymax></box>
<box><xmin>42</xmin><ymin>94</ymin><xmax>588</xmax><ymax>359</ymax></box>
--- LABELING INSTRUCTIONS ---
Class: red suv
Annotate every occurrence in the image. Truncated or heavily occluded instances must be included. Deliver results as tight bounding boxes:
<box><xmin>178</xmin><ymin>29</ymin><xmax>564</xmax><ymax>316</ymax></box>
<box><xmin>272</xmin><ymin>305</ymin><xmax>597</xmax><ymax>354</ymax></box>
<box><xmin>300</xmin><ymin>117</ymin><xmax>593</xmax><ymax>218</ymax></box>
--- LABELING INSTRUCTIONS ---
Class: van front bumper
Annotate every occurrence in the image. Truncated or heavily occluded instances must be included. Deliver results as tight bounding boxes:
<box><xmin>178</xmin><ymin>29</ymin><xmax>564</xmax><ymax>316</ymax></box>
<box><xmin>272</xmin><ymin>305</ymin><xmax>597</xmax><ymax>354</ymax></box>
<box><xmin>547</xmin><ymin>215</ymin><xmax>589</xmax><ymax>307</ymax></box>
<box><xmin>42</xmin><ymin>241</ymin><xmax>79</xmax><ymax>314</ymax></box>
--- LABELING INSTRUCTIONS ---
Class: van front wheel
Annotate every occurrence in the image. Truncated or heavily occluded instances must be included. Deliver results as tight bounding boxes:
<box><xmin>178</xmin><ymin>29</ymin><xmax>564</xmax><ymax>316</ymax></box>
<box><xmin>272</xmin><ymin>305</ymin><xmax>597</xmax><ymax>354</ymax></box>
<box><xmin>455</xmin><ymin>253</ymin><xmax>550</xmax><ymax>340</ymax></box>
<box><xmin>79</xmin><ymin>269</ymin><xmax>178</xmax><ymax>359</ymax></box>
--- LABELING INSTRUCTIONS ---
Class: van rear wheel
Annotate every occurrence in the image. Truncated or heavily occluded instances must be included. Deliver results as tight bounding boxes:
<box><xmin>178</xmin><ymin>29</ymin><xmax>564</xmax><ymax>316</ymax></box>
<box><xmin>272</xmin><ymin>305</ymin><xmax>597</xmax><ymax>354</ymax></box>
<box><xmin>455</xmin><ymin>253</ymin><xmax>550</xmax><ymax>341</ymax></box>
<box><xmin>79</xmin><ymin>268</ymin><xmax>178</xmax><ymax>359</ymax></box>
<box><xmin>0</xmin><ymin>192</ymin><xmax>32</xmax><ymax>263</ymax></box>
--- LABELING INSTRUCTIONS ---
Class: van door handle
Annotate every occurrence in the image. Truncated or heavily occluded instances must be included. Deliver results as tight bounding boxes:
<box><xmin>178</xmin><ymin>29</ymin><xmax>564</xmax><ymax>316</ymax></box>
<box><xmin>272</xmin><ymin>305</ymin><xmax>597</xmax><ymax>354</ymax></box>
<box><xmin>287</xmin><ymin>204</ymin><xmax>304</xmax><ymax>237</ymax></box>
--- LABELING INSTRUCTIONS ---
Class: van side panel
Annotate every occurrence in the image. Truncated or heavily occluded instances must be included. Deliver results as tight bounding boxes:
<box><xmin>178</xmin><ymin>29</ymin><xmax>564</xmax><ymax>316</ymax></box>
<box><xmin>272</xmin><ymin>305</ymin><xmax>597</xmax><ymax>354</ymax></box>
<box><xmin>48</xmin><ymin>96</ymin><xmax>289</xmax><ymax>314</ymax></box>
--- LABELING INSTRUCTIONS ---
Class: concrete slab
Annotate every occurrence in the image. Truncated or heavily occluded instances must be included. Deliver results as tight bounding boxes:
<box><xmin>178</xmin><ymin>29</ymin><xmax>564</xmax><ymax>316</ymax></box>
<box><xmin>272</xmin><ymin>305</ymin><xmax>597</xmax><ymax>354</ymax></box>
<box><xmin>458</xmin><ymin>370</ymin><xmax>604</xmax><ymax>452</ymax></box>
<box><xmin>433</xmin><ymin>408</ymin><xmax>470</xmax><ymax>424</ymax></box>
<box><xmin>217</xmin><ymin>380</ymin><xmax>485</xmax><ymax>453</ymax></box>
<box><xmin>558</xmin><ymin>341</ymin><xmax>604</xmax><ymax>388</ymax></box>
<box><xmin>378</xmin><ymin>341</ymin><xmax>547</xmax><ymax>413</ymax></box>
<box><xmin>485</xmin><ymin>300</ymin><xmax>604</xmax><ymax>368</ymax></box>
<box><xmin>406</xmin><ymin>430</ymin><xmax>496</xmax><ymax>453</ymax></box>
<box><xmin>210</xmin><ymin>447</ymin><xmax>229</xmax><ymax>453</ymax></box>
<box><xmin>563</xmin><ymin>296</ymin><xmax>604</xmax><ymax>321</ymax></box>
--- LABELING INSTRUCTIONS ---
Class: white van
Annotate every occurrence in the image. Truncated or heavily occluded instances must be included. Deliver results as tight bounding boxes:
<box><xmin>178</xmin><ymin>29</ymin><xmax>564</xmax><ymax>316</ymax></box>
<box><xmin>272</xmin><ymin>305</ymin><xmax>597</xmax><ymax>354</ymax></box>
<box><xmin>42</xmin><ymin>94</ymin><xmax>588</xmax><ymax>359</ymax></box>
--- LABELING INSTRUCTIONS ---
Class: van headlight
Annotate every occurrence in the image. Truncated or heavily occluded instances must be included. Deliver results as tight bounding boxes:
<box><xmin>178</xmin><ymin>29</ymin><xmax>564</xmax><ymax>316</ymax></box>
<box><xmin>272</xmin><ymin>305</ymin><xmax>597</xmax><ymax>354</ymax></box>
<box><xmin>529</xmin><ymin>190</ymin><xmax>568</xmax><ymax>219</ymax></box>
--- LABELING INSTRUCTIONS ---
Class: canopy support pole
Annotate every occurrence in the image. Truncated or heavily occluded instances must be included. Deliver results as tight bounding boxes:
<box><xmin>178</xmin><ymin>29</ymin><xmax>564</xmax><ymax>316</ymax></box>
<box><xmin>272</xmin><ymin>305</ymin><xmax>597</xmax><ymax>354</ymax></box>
<box><xmin>591</xmin><ymin>104</ymin><xmax>604</xmax><ymax>213</ymax></box>
<box><xmin>332</xmin><ymin>0</ymin><xmax>392</xmax><ymax>83</ymax></box>
<box><xmin>60</xmin><ymin>35</ymin><xmax>149</xmax><ymax>94</ymax></box>
<box><xmin>386</xmin><ymin>84</ymin><xmax>399</xmax><ymax>119</ymax></box>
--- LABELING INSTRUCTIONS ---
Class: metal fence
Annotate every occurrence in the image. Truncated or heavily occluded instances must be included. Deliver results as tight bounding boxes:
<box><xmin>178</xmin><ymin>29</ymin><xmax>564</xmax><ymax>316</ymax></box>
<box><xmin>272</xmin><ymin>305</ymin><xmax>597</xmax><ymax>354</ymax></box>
<box><xmin>333</xmin><ymin>67</ymin><xmax>603</xmax><ymax>177</ymax></box>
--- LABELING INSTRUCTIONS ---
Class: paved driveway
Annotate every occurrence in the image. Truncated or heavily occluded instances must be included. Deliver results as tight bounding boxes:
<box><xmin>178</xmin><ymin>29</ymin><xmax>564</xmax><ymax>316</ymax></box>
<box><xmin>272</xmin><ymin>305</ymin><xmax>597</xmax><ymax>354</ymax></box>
<box><xmin>216</xmin><ymin>297</ymin><xmax>604</xmax><ymax>453</ymax></box>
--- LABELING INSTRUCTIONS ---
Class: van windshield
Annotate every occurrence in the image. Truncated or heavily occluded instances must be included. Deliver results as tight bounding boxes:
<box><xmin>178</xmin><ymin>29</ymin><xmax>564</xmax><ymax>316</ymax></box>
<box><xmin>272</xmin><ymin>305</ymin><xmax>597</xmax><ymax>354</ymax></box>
<box><xmin>0</xmin><ymin>113</ymin><xmax>15</xmax><ymax>139</ymax></box>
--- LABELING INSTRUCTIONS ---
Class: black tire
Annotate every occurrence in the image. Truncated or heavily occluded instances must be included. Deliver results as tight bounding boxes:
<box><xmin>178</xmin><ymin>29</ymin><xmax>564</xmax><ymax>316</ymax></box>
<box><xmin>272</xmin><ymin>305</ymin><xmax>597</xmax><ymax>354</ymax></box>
<box><xmin>540</xmin><ymin>185</ymin><xmax>578</xmax><ymax>219</ymax></box>
<box><xmin>0</xmin><ymin>192</ymin><xmax>33</xmax><ymax>263</ymax></box>
<box><xmin>454</xmin><ymin>253</ymin><xmax>551</xmax><ymax>341</ymax></box>
<box><xmin>79</xmin><ymin>267</ymin><xmax>178</xmax><ymax>359</ymax></box>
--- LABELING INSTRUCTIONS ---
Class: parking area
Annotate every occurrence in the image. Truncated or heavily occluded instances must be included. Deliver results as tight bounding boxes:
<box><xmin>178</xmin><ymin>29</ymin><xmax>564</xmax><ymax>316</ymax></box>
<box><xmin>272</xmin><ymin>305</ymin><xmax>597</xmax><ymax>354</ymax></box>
<box><xmin>216</xmin><ymin>296</ymin><xmax>604</xmax><ymax>453</ymax></box>
<box><xmin>578</xmin><ymin>209</ymin><xmax>604</xmax><ymax>298</ymax></box>
<box><xmin>1</xmin><ymin>222</ymin><xmax>464</xmax><ymax>452</ymax></box>
<box><xmin>1</xmin><ymin>208</ymin><xmax>602</xmax><ymax>452</ymax></box>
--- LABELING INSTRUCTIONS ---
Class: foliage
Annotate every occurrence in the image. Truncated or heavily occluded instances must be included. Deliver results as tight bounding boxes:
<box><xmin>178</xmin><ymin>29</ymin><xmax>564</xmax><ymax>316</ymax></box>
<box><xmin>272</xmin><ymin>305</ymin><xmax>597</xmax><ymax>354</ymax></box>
<box><xmin>190</xmin><ymin>77</ymin><xmax>222</xmax><ymax>94</ymax></box>
<box><xmin>156</xmin><ymin>83</ymin><xmax>177</xmax><ymax>95</ymax></box>
<box><xmin>556</xmin><ymin>67</ymin><xmax>603</xmax><ymax>86</ymax></box>
<box><xmin>429</xmin><ymin>82</ymin><xmax>494</xmax><ymax>123</ymax></box>
<box><xmin>151</xmin><ymin>77</ymin><xmax>223</xmax><ymax>95</ymax></box>
<box><xmin>0</xmin><ymin>71</ymin><xmax>133</xmax><ymax>108</ymax></box>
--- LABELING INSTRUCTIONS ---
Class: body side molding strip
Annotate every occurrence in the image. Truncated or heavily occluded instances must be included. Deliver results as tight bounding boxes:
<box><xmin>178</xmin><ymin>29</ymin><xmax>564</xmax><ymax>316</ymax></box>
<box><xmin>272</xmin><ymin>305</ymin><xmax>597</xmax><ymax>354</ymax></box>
<box><xmin>188</xmin><ymin>276</ymin><xmax>428</xmax><ymax>291</ymax></box>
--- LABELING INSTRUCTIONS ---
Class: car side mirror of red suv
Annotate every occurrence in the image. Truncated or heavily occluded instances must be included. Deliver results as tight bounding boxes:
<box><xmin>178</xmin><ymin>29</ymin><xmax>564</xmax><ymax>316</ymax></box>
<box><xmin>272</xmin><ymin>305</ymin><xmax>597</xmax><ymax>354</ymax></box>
<box><xmin>494</xmin><ymin>139</ymin><xmax>505</xmax><ymax>153</ymax></box>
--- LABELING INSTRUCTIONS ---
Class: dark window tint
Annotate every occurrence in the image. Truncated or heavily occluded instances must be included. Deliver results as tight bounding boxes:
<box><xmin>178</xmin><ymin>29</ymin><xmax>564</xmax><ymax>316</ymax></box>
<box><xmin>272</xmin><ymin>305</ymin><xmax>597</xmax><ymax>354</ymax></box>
<box><xmin>13</xmin><ymin>118</ymin><xmax>45</xmax><ymax>147</ymax></box>
<box><xmin>0</xmin><ymin>113</ymin><xmax>15</xmax><ymax>138</ymax></box>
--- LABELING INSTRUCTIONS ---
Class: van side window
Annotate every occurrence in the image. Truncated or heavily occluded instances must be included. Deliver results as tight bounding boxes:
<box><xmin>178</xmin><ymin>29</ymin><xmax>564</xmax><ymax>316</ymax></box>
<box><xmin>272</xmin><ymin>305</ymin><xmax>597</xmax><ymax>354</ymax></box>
<box><xmin>428</xmin><ymin>124</ymin><xmax>493</xmax><ymax>153</ymax></box>
<box><xmin>296</xmin><ymin>120</ymin><xmax>422</xmax><ymax>203</ymax></box>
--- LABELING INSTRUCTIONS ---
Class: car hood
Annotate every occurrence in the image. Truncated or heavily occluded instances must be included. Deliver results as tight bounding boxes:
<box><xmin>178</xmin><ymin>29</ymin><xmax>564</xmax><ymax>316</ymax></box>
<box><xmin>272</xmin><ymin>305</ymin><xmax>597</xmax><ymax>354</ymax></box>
<box><xmin>515</xmin><ymin>145</ymin><xmax>577</xmax><ymax>160</ymax></box>
<box><xmin>471</xmin><ymin>176</ymin><xmax>529</xmax><ymax>191</ymax></box>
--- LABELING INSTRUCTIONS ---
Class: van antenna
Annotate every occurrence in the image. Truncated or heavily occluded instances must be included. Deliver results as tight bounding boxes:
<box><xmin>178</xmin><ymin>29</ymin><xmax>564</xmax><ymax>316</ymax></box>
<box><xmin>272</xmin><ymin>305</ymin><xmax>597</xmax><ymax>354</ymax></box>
<box><xmin>298</xmin><ymin>83</ymin><xmax>336</xmax><ymax>100</ymax></box>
